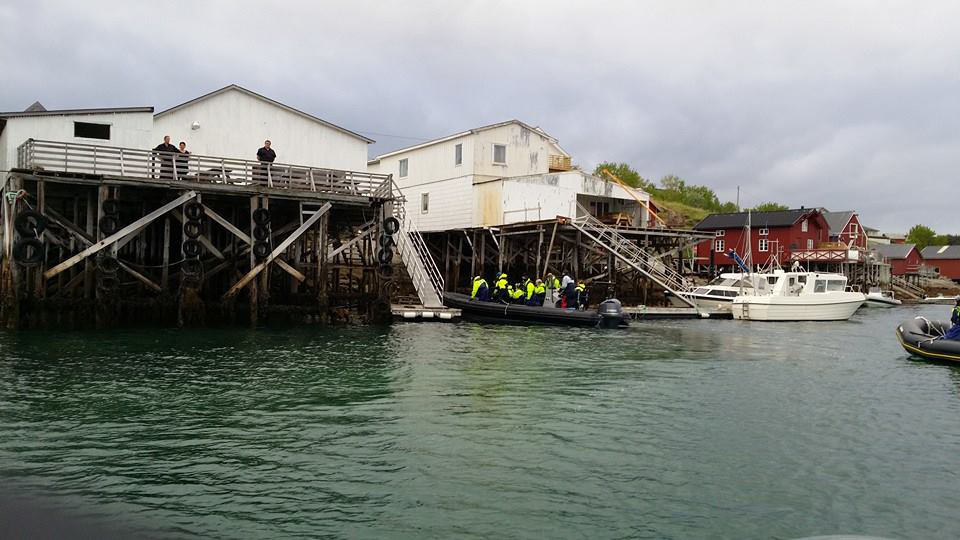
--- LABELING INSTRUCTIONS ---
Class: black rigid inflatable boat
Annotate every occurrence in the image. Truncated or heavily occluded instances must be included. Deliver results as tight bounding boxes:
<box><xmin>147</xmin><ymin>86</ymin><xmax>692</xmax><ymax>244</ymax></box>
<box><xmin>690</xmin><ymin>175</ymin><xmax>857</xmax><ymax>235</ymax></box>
<box><xmin>442</xmin><ymin>292</ymin><xmax>629</xmax><ymax>328</ymax></box>
<box><xmin>896</xmin><ymin>317</ymin><xmax>960</xmax><ymax>363</ymax></box>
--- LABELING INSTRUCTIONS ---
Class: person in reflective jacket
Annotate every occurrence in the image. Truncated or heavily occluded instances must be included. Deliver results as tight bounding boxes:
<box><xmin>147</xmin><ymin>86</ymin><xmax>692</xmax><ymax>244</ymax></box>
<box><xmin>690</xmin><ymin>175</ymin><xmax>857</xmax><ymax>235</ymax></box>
<box><xmin>522</xmin><ymin>276</ymin><xmax>535</xmax><ymax>304</ymax></box>
<box><xmin>544</xmin><ymin>273</ymin><xmax>560</xmax><ymax>306</ymax></box>
<box><xmin>569</xmin><ymin>281</ymin><xmax>586</xmax><ymax>310</ymax></box>
<box><xmin>532</xmin><ymin>279</ymin><xmax>546</xmax><ymax>306</ymax></box>
<box><xmin>946</xmin><ymin>298</ymin><xmax>960</xmax><ymax>340</ymax></box>
<box><xmin>471</xmin><ymin>275</ymin><xmax>490</xmax><ymax>301</ymax></box>
<box><xmin>492</xmin><ymin>273</ymin><xmax>509</xmax><ymax>302</ymax></box>
<box><xmin>509</xmin><ymin>284</ymin><xmax>525</xmax><ymax>304</ymax></box>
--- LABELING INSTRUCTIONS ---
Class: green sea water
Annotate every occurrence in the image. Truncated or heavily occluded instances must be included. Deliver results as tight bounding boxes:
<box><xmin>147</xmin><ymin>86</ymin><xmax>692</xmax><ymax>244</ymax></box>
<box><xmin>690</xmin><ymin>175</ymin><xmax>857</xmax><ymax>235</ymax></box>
<box><xmin>1</xmin><ymin>305</ymin><xmax>958</xmax><ymax>539</ymax></box>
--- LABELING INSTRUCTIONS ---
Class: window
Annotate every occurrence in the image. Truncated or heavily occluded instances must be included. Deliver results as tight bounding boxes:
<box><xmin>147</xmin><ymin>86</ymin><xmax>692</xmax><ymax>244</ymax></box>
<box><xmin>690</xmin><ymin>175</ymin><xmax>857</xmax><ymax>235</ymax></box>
<box><xmin>715</xmin><ymin>230</ymin><xmax>725</xmax><ymax>237</ymax></box>
<box><xmin>827</xmin><ymin>280</ymin><xmax>845</xmax><ymax>292</ymax></box>
<box><xmin>455</xmin><ymin>143</ymin><xmax>462</xmax><ymax>166</ymax></box>
<box><xmin>801</xmin><ymin>219</ymin><xmax>808</xmax><ymax>232</ymax></box>
<box><xmin>759</xmin><ymin>238</ymin><xmax>769</xmax><ymax>252</ymax></box>
<box><xmin>758</xmin><ymin>227</ymin><xmax>769</xmax><ymax>236</ymax></box>
<box><xmin>715</xmin><ymin>239</ymin><xmax>725</xmax><ymax>252</ymax></box>
<box><xmin>814</xmin><ymin>280</ymin><xmax>826</xmax><ymax>293</ymax></box>
<box><xmin>592</xmin><ymin>201</ymin><xmax>610</xmax><ymax>216</ymax></box>
<box><xmin>74</xmin><ymin>121</ymin><xmax>110</xmax><ymax>140</ymax></box>
<box><xmin>493</xmin><ymin>144</ymin><xmax>506</xmax><ymax>164</ymax></box>
<box><xmin>807</xmin><ymin>238</ymin><xmax>814</xmax><ymax>249</ymax></box>
<box><xmin>399</xmin><ymin>158</ymin><xmax>408</xmax><ymax>178</ymax></box>
<box><xmin>421</xmin><ymin>192</ymin><xmax>429</xmax><ymax>214</ymax></box>
<box><xmin>850</xmin><ymin>223</ymin><xmax>858</xmax><ymax>234</ymax></box>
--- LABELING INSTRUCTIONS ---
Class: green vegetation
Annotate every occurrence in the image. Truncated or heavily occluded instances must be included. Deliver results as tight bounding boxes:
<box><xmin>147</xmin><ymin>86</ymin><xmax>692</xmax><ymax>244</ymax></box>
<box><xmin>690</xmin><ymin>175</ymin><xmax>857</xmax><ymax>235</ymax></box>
<box><xmin>906</xmin><ymin>224</ymin><xmax>960</xmax><ymax>250</ymax></box>
<box><xmin>751</xmin><ymin>202</ymin><xmax>789</xmax><ymax>212</ymax></box>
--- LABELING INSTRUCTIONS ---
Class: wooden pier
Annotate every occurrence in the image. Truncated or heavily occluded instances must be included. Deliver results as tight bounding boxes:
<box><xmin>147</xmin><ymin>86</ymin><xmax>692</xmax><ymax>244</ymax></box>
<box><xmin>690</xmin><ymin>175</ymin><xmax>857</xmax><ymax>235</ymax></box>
<box><xmin>0</xmin><ymin>139</ymin><xmax>423</xmax><ymax>328</ymax></box>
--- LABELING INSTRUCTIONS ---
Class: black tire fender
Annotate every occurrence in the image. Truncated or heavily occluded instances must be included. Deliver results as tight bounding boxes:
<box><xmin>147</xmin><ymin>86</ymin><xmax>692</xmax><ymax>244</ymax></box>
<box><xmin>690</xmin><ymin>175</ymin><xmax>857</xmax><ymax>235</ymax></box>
<box><xmin>181</xmin><ymin>258</ymin><xmax>203</xmax><ymax>276</ymax></box>
<box><xmin>378</xmin><ymin>234</ymin><xmax>396</xmax><ymax>248</ymax></box>
<box><xmin>12</xmin><ymin>238</ymin><xmax>43</xmax><ymax>266</ymax></box>
<box><xmin>378</xmin><ymin>264</ymin><xmax>395</xmax><ymax>279</ymax></box>
<box><xmin>99</xmin><ymin>215</ymin><xmax>120</xmax><ymax>236</ymax></box>
<box><xmin>252</xmin><ymin>208</ymin><xmax>271</xmax><ymax>225</ymax></box>
<box><xmin>184</xmin><ymin>201</ymin><xmax>203</xmax><ymax>221</ymax></box>
<box><xmin>252</xmin><ymin>226</ymin><xmax>270</xmax><ymax>241</ymax></box>
<box><xmin>182</xmin><ymin>239</ymin><xmax>202</xmax><ymax>258</ymax></box>
<box><xmin>183</xmin><ymin>220</ymin><xmax>202</xmax><ymax>239</ymax></box>
<box><xmin>253</xmin><ymin>241</ymin><xmax>270</xmax><ymax>260</ymax></box>
<box><xmin>101</xmin><ymin>199</ymin><xmax>119</xmax><ymax>216</ymax></box>
<box><xmin>14</xmin><ymin>210</ymin><xmax>47</xmax><ymax>237</ymax></box>
<box><xmin>97</xmin><ymin>255</ymin><xmax>120</xmax><ymax>274</ymax></box>
<box><xmin>382</xmin><ymin>216</ymin><xmax>400</xmax><ymax>235</ymax></box>
<box><xmin>377</xmin><ymin>248</ymin><xmax>394</xmax><ymax>265</ymax></box>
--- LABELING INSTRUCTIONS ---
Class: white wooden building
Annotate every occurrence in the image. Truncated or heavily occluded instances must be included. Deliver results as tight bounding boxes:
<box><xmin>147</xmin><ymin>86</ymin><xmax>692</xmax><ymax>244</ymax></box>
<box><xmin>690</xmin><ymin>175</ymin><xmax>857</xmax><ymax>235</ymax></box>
<box><xmin>153</xmin><ymin>85</ymin><xmax>373</xmax><ymax>172</ymax></box>
<box><xmin>367</xmin><ymin>120</ymin><xmax>650</xmax><ymax>232</ymax></box>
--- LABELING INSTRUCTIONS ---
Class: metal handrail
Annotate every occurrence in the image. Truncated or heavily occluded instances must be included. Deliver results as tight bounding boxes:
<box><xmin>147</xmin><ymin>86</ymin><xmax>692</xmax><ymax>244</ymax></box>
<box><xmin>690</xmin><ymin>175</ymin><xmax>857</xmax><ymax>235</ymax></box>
<box><xmin>16</xmin><ymin>138</ymin><xmax>393</xmax><ymax>199</ymax></box>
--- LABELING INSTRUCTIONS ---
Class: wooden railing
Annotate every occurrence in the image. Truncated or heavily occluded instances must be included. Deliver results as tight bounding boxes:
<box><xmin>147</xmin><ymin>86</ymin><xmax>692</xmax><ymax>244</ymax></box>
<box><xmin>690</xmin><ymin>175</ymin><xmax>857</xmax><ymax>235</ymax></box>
<box><xmin>16</xmin><ymin>138</ymin><xmax>393</xmax><ymax>199</ymax></box>
<box><xmin>548</xmin><ymin>154</ymin><xmax>572</xmax><ymax>171</ymax></box>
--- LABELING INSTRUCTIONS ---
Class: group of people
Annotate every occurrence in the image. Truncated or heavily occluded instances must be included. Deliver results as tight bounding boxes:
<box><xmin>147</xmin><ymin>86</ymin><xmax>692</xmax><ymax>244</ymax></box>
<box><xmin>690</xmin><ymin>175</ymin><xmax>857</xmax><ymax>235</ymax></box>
<box><xmin>470</xmin><ymin>272</ymin><xmax>587</xmax><ymax>310</ymax></box>
<box><xmin>152</xmin><ymin>136</ymin><xmax>276</xmax><ymax>181</ymax></box>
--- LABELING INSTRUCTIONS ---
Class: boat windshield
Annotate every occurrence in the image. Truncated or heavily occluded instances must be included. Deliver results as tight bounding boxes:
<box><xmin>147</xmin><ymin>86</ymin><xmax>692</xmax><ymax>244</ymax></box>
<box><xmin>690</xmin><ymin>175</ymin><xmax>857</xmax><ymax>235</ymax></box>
<box><xmin>827</xmin><ymin>280</ymin><xmax>846</xmax><ymax>292</ymax></box>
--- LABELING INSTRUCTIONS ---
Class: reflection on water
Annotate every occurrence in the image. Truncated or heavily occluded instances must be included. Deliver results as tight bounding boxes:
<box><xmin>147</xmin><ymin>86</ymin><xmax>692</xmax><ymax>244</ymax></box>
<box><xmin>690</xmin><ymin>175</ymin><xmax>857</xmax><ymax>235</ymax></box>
<box><xmin>1</xmin><ymin>307</ymin><xmax>959</xmax><ymax>539</ymax></box>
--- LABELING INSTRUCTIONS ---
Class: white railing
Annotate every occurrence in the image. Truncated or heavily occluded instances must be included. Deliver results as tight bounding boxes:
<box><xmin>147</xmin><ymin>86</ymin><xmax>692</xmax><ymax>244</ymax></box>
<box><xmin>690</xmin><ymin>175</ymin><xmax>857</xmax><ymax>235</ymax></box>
<box><xmin>378</xmin><ymin>179</ymin><xmax>444</xmax><ymax>307</ymax></box>
<box><xmin>570</xmin><ymin>203</ymin><xmax>696</xmax><ymax>307</ymax></box>
<box><xmin>16</xmin><ymin>138</ymin><xmax>393</xmax><ymax>199</ymax></box>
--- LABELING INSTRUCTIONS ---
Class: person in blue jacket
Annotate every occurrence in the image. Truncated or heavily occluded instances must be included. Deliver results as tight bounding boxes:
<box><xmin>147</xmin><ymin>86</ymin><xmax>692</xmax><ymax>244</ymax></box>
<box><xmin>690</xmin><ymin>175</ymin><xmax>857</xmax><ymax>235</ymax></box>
<box><xmin>945</xmin><ymin>298</ymin><xmax>960</xmax><ymax>340</ymax></box>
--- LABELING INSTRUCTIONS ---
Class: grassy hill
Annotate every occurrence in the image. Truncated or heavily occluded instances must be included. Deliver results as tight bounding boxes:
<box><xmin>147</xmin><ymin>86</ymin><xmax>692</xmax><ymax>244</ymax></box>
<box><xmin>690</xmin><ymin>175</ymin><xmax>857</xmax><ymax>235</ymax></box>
<box><xmin>651</xmin><ymin>198</ymin><xmax>711</xmax><ymax>229</ymax></box>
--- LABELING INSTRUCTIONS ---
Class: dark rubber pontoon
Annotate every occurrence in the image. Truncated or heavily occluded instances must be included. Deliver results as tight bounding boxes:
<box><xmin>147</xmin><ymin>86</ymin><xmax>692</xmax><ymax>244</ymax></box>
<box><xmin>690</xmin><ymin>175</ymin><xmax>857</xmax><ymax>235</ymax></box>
<box><xmin>443</xmin><ymin>292</ymin><xmax>628</xmax><ymax>328</ymax></box>
<box><xmin>896</xmin><ymin>317</ymin><xmax>960</xmax><ymax>363</ymax></box>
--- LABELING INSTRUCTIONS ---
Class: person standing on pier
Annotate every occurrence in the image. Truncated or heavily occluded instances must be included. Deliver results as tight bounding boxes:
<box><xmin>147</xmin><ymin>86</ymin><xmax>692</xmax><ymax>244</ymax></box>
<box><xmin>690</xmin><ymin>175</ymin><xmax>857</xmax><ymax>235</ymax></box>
<box><xmin>256</xmin><ymin>140</ymin><xmax>276</xmax><ymax>183</ymax></box>
<box><xmin>153</xmin><ymin>135</ymin><xmax>178</xmax><ymax>180</ymax></box>
<box><xmin>176</xmin><ymin>141</ymin><xmax>191</xmax><ymax>180</ymax></box>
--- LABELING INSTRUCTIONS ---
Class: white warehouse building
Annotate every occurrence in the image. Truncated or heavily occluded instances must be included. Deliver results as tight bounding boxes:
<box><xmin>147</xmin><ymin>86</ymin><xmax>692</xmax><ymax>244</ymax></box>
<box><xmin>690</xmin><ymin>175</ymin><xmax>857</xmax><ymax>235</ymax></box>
<box><xmin>367</xmin><ymin>120</ymin><xmax>651</xmax><ymax>232</ymax></box>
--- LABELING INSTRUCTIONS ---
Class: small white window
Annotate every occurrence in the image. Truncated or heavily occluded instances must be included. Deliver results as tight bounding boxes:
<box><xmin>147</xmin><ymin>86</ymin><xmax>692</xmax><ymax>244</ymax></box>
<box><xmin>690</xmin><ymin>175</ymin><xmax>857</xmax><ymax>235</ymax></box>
<box><xmin>421</xmin><ymin>192</ymin><xmax>429</xmax><ymax>214</ymax></box>
<box><xmin>399</xmin><ymin>158</ymin><xmax>408</xmax><ymax>178</ymax></box>
<box><xmin>801</xmin><ymin>219</ymin><xmax>808</xmax><ymax>232</ymax></box>
<box><xmin>759</xmin><ymin>238</ymin><xmax>769</xmax><ymax>252</ymax></box>
<box><xmin>850</xmin><ymin>223</ymin><xmax>858</xmax><ymax>234</ymax></box>
<box><xmin>807</xmin><ymin>238</ymin><xmax>814</xmax><ymax>249</ymax></box>
<box><xmin>758</xmin><ymin>227</ymin><xmax>769</xmax><ymax>236</ymax></box>
<box><xmin>715</xmin><ymin>239</ymin><xmax>725</xmax><ymax>252</ymax></box>
<box><xmin>715</xmin><ymin>230</ymin><xmax>725</xmax><ymax>237</ymax></box>
<box><xmin>493</xmin><ymin>144</ymin><xmax>507</xmax><ymax>164</ymax></box>
<box><xmin>455</xmin><ymin>143</ymin><xmax>462</xmax><ymax>166</ymax></box>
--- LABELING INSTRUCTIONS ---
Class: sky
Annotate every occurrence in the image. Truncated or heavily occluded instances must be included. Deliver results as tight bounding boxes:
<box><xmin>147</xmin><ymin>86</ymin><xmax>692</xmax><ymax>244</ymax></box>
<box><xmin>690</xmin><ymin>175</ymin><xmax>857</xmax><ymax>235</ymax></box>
<box><xmin>2</xmin><ymin>0</ymin><xmax>959</xmax><ymax>233</ymax></box>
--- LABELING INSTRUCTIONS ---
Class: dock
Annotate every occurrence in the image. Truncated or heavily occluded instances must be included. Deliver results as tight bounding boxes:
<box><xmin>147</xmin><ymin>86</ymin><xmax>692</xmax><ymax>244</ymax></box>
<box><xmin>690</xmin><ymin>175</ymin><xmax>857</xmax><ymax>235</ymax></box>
<box><xmin>624</xmin><ymin>306</ymin><xmax>731</xmax><ymax>320</ymax></box>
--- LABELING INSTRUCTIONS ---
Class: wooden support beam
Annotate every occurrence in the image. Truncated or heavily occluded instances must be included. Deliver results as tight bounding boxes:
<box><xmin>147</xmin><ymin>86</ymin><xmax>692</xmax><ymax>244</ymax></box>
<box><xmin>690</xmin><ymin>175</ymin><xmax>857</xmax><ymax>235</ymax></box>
<box><xmin>44</xmin><ymin>191</ymin><xmax>197</xmax><ymax>279</ymax></box>
<box><xmin>44</xmin><ymin>207</ymin><xmax>94</xmax><ymax>244</ymax></box>
<box><xmin>171</xmin><ymin>210</ymin><xmax>224</xmax><ymax>260</ymax></box>
<box><xmin>161</xmin><ymin>218</ymin><xmax>170</xmax><ymax>289</ymax></box>
<box><xmin>117</xmin><ymin>261</ymin><xmax>162</xmax><ymax>292</ymax></box>
<box><xmin>224</xmin><ymin>202</ymin><xmax>331</xmax><ymax>299</ymax></box>
<box><xmin>326</xmin><ymin>223</ymin><xmax>374</xmax><ymax>260</ymax></box>
<box><xmin>203</xmin><ymin>204</ymin><xmax>251</xmax><ymax>245</ymax></box>
<box><xmin>542</xmin><ymin>220</ymin><xmax>558</xmax><ymax>277</ymax></box>
<box><xmin>275</xmin><ymin>257</ymin><xmax>306</xmax><ymax>282</ymax></box>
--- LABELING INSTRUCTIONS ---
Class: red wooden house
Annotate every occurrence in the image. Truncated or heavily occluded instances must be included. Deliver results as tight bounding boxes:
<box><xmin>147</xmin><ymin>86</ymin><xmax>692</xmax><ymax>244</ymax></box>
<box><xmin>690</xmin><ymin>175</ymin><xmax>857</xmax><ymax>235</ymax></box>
<box><xmin>823</xmin><ymin>210</ymin><xmax>867</xmax><ymax>250</ymax></box>
<box><xmin>693</xmin><ymin>208</ymin><xmax>830</xmax><ymax>270</ymax></box>
<box><xmin>875</xmin><ymin>244</ymin><xmax>922</xmax><ymax>276</ymax></box>
<box><xmin>920</xmin><ymin>245</ymin><xmax>960</xmax><ymax>280</ymax></box>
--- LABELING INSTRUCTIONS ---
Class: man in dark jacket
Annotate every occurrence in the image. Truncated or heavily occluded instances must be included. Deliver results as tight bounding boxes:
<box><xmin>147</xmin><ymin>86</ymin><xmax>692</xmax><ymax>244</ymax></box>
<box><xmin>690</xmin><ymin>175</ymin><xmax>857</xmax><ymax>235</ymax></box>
<box><xmin>256</xmin><ymin>140</ymin><xmax>276</xmax><ymax>183</ymax></box>
<box><xmin>153</xmin><ymin>135</ymin><xmax>178</xmax><ymax>180</ymax></box>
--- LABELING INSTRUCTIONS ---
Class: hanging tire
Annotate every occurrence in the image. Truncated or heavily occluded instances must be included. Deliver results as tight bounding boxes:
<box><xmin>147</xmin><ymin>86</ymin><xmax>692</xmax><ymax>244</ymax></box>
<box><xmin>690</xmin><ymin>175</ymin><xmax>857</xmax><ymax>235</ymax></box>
<box><xmin>184</xmin><ymin>201</ymin><xmax>203</xmax><ymax>221</ymax></box>
<box><xmin>377</xmin><ymin>248</ymin><xmax>394</xmax><ymax>265</ymax></box>
<box><xmin>378</xmin><ymin>264</ymin><xmax>394</xmax><ymax>279</ymax></box>
<box><xmin>383</xmin><ymin>216</ymin><xmax>400</xmax><ymax>235</ymax></box>
<box><xmin>253</xmin><ymin>241</ymin><xmax>270</xmax><ymax>260</ymax></box>
<box><xmin>101</xmin><ymin>199</ymin><xmax>119</xmax><ymax>216</ymax></box>
<box><xmin>181</xmin><ymin>258</ymin><xmax>203</xmax><ymax>276</ymax></box>
<box><xmin>99</xmin><ymin>215</ymin><xmax>120</xmax><ymax>236</ymax></box>
<box><xmin>14</xmin><ymin>210</ymin><xmax>47</xmax><ymax>237</ymax></box>
<box><xmin>252</xmin><ymin>226</ymin><xmax>270</xmax><ymax>241</ymax></box>
<box><xmin>252</xmin><ymin>208</ymin><xmax>271</xmax><ymax>225</ymax></box>
<box><xmin>97</xmin><ymin>255</ymin><xmax>120</xmax><ymax>274</ymax></box>
<box><xmin>182</xmin><ymin>239</ymin><xmax>202</xmax><ymax>258</ymax></box>
<box><xmin>183</xmin><ymin>220</ymin><xmax>202</xmax><ymax>239</ymax></box>
<box><xmin>378</xmin><ymin>234</ymin><xmax>396</xmax><ymax>248</ymax></box>
<box><xmin>12</xmin><ymin>238</ymin><xmax>43</xmax><ymax>266</ymax></box>
<box><xmin>97</xmin><ymin>275</ymin><xmax>119</xmax><ymax>290</ymax></box>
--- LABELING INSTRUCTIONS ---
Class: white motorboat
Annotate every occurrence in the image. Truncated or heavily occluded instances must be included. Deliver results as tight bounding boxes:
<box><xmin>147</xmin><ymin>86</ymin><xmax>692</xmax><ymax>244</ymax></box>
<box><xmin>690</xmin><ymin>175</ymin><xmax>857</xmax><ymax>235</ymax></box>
<box><xmin>683</xmin><ymin>272</ymin><xmax>771</xmax><ymax>312</ymax></box>
<box><xmin>863</xmin><ymin>288</ymin><xmax>902</xmax><ymax>308</ymax></box>
<box><xmin>732</xmin><ymin>271</ymin><xmax>865</xmax><ymax>321</ymax></box>
<box><xmin>919</xmin><ymin>294</ymin><xmax>959</xmax><ymax>305</ymax></box>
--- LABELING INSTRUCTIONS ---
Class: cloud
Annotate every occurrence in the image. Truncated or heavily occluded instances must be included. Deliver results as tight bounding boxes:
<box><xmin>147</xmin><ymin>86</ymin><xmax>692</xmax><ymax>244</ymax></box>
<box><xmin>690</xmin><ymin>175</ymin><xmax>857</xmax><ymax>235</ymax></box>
<box><xmin>3</xmin><ymin>0</ymin><xmax>960</xmax><ymax>232</ymax></box>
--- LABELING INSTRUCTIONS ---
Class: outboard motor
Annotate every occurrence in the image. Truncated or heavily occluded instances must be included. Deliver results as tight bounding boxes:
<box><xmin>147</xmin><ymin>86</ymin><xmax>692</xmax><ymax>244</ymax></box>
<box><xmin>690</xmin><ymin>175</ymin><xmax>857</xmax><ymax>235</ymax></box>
<box><xmin>597</xmin><ymin>298</ymin><xmax>627</xmax><ymax>328</ymax></box>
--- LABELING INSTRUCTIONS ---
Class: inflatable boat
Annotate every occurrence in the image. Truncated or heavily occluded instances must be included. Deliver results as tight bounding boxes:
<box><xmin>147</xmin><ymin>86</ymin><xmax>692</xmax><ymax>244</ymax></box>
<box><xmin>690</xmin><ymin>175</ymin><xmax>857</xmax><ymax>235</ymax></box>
<box><xmin>442</xmin><ymin>292</ymin><xmax>629</xmax><ymax>328</ymax></box>
<box><xmin>895</xmin><ymin>317</ymin><xmax>960</xmax><ymax>363</ymax></box>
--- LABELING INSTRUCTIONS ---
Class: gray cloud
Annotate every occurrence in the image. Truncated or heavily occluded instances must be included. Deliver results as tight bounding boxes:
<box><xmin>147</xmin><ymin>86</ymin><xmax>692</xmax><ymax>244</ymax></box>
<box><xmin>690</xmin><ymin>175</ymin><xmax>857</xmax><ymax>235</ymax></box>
<box><xmin>3</xmin><ymin>0</ymin><xmax>959</xmax><ymax>232</ymax></box>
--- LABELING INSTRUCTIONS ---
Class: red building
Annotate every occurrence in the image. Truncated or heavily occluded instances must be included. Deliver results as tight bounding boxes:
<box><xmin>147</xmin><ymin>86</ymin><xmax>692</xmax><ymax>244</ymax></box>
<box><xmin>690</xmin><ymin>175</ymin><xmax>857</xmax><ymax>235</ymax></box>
<box><xmin>920</xmin><ymin>245</ymin><xmax>960</xmax><ymax>280</ymax></box>
<box><xmin>693</xmin><ymin>208</ymin><xmax>830</xmax><ymax>270</ymax></box>
<box><xmin>876</xmin><ymin>244</ymin><xmax>922</xmax><ymax>276</ymax></box>
<box><xmin>823</xmin><ymin>211</ymin><xmax>867</xmax><ymax>250</ymax></box>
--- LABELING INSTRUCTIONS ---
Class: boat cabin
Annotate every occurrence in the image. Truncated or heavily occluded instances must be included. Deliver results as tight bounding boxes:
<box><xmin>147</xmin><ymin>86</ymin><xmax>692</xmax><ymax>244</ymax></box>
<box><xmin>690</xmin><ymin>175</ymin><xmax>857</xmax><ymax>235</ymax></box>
<box><xmin>759</xmin><ymin>271</ymin><xmax>850</xmax><ymax>297</ymax></box>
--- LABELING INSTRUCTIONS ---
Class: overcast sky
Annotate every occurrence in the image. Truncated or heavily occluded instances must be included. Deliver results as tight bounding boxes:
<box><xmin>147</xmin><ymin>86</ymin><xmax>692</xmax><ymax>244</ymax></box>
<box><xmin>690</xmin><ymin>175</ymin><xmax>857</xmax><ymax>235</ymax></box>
<box><xmin>2</xmin><ymin>0</ymin><xmax>959</xmax><ymax>233</ymax></box>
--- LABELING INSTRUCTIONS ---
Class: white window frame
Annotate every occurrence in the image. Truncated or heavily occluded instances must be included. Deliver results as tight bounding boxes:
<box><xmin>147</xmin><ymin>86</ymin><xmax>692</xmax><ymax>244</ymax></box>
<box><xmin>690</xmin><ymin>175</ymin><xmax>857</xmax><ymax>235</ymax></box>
<box><xmin>807</xmin><ymin>238</ymin><xmax>814</xmax><ymax>249</ymax></box>
<box><xmin>759</xmin><ymin>238</ymin><xmax>769</xmax><ymax>252</ymax></box>
<box><xmin>715</xmin><ymin>230</ymin><xmax>725</xmax><ymax>237</ymax></box>
<box><xmin>715</xmin><ymin>239</ymin><xmax>725</xmax><ymax>253</ymax></box>
<box><xmin>758</xmin><ymin>227</ymin><xmax>769</xmax><ymax>236</ymax></box>
<box><xmin>399</xmin><ymin>158</ymin><xmax>408</xmax><ymax>178</ymax></box>
<box><xmin>849</xmin><ymin>223</ymin><xmax>858</xmax><ymax>235</ymax></box>
<box><xmin>421</xmin><ymin>192</ymin><xmax>429</xmax><ymax>214</ymax></box>
<box><xmin>454</xmin><ymin>143</ymin><xmax>462</xmax><ymax>166</ymax></box>
<box><xmin>801</xmin><ymin>219</ymin><xmax>808</xmax><ymax>232</ymax></box>
<box><xmin>493</xmin><ymin>144</ymin><xmax>507</xmax><ymax>165</ymax></box>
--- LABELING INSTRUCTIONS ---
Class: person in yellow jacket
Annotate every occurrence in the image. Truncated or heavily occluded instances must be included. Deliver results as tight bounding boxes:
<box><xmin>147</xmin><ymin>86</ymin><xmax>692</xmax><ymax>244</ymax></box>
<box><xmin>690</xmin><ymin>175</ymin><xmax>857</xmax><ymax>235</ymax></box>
<box><xmin>522</xmin><ymin>276</ymin><xmax>535</xmax><ymax>305</ymax></box>
<box><xmin>544</xmin><ymin>272</ymin><xmax>560</xmax><ymax>306</ymax></box>
<box><xmin>471</xmin><ymin>275</ymin><xmax>490</xmax><ymax>301</ymax></box>
<box><xmin>573</xmin><ymin>281</ymin><xmax>587</xmax><ymax>310</ymax></box>
<box><xmin>533</xmin><ymin>279</ymin><xmax>546</xmax><ymax>306</ymax></box>
<box><xmin>509</xmin><ymin>284</ymin><xmax>525</xmax><ymax>304</ymax></box>
<box><xmin>492</xmin><ymin>272</ymin><xmax>509</xmax><ymax>303</ymax></box>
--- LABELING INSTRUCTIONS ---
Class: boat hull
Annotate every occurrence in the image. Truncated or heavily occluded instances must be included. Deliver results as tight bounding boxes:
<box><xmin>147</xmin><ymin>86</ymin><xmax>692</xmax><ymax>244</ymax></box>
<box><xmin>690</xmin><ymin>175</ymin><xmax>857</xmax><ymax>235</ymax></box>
<box><xmin>896</xmin><ymin>317</ymin><xmax>960</xmax><ymax>363</ymax></box>
<box><xmin>442</xmin><ymin>292</ymin><xmax>628</xmax><ymax>328</ymax></box>
<box><xmin>863</xmin><ymin>297</ymin><xmax>902</xmax><ymax>308</ymax></box>
<box><xmin>731</xmin><ymin>293</ymin><xmax>864</xmax><ymax>321</ymax></box>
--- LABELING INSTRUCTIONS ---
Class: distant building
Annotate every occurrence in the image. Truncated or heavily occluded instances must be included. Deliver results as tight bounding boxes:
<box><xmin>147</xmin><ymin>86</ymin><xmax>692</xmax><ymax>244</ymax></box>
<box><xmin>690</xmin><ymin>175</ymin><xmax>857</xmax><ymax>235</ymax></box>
<box><xmin>692</xmin><ymin>208</ymin><xmax>830</xmax><ymax>270</ymax></box>
<box><xmin>875</xmin><ymin>243</ymin><xmax>922</xmax><ymax>276</ymax></box>
<box><xmin>920</xmin><ymin>245</ymin><xmax>960</xmax><ymax>280</ymax></box>
<box><xmin>367</xmin><ymin>120</ymin><xmax>651</xmax><ymax>232</ymax></box>
<box><xmin>822</xmin><ymin>210</ymin><xmax>867</xmax><ymax>249</ymax></box>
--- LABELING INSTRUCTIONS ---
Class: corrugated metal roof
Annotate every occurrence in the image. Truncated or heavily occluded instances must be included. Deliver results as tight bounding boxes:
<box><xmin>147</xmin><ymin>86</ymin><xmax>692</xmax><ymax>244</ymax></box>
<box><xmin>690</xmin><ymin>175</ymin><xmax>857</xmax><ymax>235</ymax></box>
<box><xmin>822</xmin><ymin>211</ymin><xmax>855</xmax><ymax>234</ymax></box>
<box><xmin>920</xmin><ymin>245</ymin><xmax>960</xmax><ymax>259</ymax></box>
<box><xmin>693</xmin><ymin>209</ymin><xmax>813</xmax><ymax>230</ymax></box>
<box><xmin>0</xmin><ymin>106</ymin><xmax>154</xmax><ymax>118</ymax></box>
<box><xmin>875</xmin><ymin>243</ymin><xmax>917</xmax><ymax>259</ymax></box>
